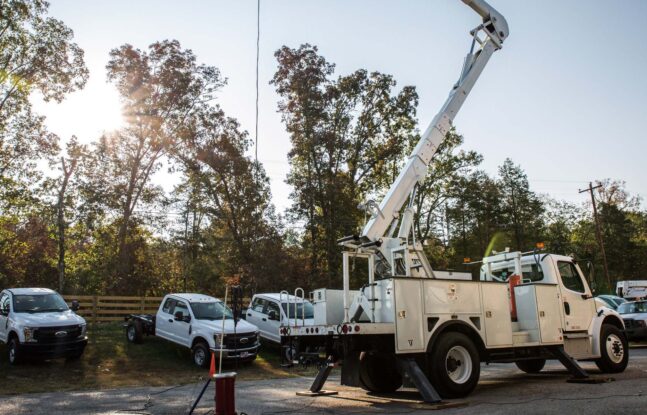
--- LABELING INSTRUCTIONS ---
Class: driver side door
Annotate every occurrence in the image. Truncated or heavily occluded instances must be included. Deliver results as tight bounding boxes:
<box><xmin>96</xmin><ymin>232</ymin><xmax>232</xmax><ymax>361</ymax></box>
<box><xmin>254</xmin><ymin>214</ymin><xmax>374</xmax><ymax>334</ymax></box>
<box><xmin>0</xmin><ymin>293</ymin><xmax>10</xmax><ymax>343</ymax></box>
<box><xmin>555</xmin><ymin>261</ymin><xmax>596</xmax><ymax>332</ymax></box>
<box><xmin>265</xmin><ymin>301</ymin><xmax>282</xmax><ymax>343</ymax></box>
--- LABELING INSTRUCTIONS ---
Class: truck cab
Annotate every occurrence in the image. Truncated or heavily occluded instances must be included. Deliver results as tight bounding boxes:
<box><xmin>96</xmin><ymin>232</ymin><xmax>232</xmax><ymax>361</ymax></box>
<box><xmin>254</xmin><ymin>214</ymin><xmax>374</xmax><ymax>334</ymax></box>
<box><xmin>0</xmin><ymin>288</ymin><xmax>87</xmax><ymax>364</ymax></box>
<box><xmin>246</xmin><ymin>293</ymin><xmax>314</xmax><ymax>343</ymax></box>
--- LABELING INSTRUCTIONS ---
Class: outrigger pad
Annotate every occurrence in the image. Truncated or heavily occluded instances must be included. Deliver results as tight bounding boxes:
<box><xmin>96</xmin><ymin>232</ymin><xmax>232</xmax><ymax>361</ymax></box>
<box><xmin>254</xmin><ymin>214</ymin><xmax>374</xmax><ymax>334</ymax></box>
<box><xmin>296</xmin><ymin>390</ymin><xmax>339</xmax><ymax>397</ymax></box>
<box><xmin>567</xmin><ymin>377</ymin><xmax>615</xmax><ymax>384</ymax></box>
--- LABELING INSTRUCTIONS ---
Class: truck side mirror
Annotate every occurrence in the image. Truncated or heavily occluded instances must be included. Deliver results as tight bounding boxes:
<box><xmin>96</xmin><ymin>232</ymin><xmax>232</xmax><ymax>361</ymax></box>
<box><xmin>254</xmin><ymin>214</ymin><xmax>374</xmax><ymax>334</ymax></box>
<box><xmin>71</xmin><ymin>300</ymin><xmax>80</xmax><ymax>311</ymax></box>
<box><xmin>268</xmin><ymin>310</ymin><xmax>278</xmax><ymax>321</ymax></box>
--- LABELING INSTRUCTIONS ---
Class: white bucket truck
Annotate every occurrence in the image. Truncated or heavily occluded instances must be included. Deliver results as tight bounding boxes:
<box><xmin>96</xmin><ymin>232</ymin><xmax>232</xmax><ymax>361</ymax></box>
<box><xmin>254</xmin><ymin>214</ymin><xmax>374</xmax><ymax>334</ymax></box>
<box><xmin>280</xmin><ymin>0</ymin><xmax>628</xmax><ymax>401</ymax></box>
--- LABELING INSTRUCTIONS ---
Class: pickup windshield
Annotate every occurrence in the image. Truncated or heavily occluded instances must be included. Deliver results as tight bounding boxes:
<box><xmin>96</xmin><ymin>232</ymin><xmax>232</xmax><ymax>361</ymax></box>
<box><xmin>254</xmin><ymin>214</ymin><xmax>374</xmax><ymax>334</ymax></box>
<box><xmin>190</xmin><ymin>301</ymin><xmax>233</xmax><ymax>320</ymax></box>
<box><xmin>13</xmin><ymin>294</ymin><xmax>69</xmax><ymax>313</ymax></box>
<box><xmin>617</xmin><ymin>301</ymin><xmax>647</xmax><ymax>314</ymax></box>
<box><xmin>281</xmin><ymin>301</ymin><xmax>314</xmax><ymax>319</ymax></box>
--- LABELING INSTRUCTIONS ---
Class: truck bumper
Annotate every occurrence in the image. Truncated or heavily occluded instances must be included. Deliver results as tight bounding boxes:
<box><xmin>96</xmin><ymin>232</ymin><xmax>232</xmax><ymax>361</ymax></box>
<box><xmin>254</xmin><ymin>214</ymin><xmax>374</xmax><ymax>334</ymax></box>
<box><xmin>211</xmin><ymin>343</ymin><xmax>260</xmax><ymax>361</ymax></box>
<box><xmin>20</xmin><ymin>337</ymin><xmax>88</xmax><ymax>359</ymax></box>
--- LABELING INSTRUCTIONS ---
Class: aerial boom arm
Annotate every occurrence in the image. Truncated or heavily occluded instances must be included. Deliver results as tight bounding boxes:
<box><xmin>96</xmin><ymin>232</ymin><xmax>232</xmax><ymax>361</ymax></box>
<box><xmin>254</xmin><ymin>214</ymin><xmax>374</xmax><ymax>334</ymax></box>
<box><xmin>360</xmin><ymin>0</ymin><xmax>508</xmax><ymax>241</ymax></box>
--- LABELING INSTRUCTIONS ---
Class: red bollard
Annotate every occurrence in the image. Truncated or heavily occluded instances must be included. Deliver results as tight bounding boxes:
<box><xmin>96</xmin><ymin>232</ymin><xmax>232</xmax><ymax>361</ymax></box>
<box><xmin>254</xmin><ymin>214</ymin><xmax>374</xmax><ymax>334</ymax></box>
<box><xmin>214</xmin><ymin>372</ymin><xmax>237</xmax><ymax>415</ymax></box>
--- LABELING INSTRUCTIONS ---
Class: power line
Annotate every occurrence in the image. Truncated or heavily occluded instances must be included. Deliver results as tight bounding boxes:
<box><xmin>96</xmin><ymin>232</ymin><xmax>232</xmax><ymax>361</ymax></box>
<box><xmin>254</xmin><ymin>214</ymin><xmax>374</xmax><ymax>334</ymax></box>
<box><xmin>254</xmin><ymin>0</ymin><xmax>261</xmax><ymax>163</ymax></box>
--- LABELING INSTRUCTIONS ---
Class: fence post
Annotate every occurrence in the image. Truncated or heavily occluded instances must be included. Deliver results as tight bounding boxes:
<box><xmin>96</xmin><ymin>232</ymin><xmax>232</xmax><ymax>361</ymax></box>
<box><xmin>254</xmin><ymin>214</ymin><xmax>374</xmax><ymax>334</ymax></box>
<box><xmin>92</xmin><ymin>295</ymin><xmax>98</xmax><ymax>328</ymax></box>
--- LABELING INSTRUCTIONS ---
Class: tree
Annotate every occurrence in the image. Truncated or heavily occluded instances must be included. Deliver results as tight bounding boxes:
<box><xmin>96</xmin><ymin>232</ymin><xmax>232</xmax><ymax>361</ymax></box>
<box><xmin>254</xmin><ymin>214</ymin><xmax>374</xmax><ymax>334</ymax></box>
<box><xmin>272</xmin><ymin>44</ymin><xmax>418</xmax><ymax>287</ymax></box>
<box><xmin>1</xmin><ymin>0</ymin><xmax>87</xmax><ymax>213</ymax></box>
<box><xmin>497</xmin><ymin>158</ymin><xmax>544</xmax><ymax>250</ymax></box>
<box><xmin>100</xmin><ymin>40</ymin><xmax>224</xmax><ymax>287</ymax></box>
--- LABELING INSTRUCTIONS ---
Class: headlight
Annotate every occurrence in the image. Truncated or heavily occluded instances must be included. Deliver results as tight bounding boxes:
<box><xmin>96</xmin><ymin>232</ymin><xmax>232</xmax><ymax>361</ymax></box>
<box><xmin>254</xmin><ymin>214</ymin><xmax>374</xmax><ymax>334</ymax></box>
<box><xmin>214</xmin><ymin>334</ymin><xmax>223</xmax><ymax>348</ymax></box>
<box><xmin>80</xmin><ymin>324</ymin><xmax>87</xmax><ymax>337</ymax></box>
<box><xmin>23</xmin><ymin>327</ymin><xmax>37</xmax><ymax>342</ymax></box>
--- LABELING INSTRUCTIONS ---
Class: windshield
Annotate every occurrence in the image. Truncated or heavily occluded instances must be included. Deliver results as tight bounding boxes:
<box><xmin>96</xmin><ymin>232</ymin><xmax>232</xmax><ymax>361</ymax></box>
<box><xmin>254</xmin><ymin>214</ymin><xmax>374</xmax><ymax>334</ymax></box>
<box><xmin>617</xmin><ymin>302</ymin><xmax>647</xmax><ymax>314</ymax></box>
<box><xmin>190</xmin><ymin>301</ymin><xmax>233</xmax><ymax>320</ymax></box>
<box><xmin>281</xmin><ymin>301</ymin><xmax>314</xmax><ymax>319</ymax></box>
<box><xmin>13</xmin><ymin>294</ymin><xmax>69</xmax><ymax>313</ymax></box>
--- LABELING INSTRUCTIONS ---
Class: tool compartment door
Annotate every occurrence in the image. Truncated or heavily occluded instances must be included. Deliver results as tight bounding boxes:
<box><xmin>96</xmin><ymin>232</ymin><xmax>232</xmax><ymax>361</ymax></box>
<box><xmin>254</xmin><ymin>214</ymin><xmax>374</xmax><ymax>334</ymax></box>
<box><xmin>393</xmin><ymin>279</ymin><xmax>425</xmax><ymax>353</ymax></box>
<box><xmin>481</xmin><ymin>283</ymin><xmax>513</xmax><ymax>347</ymax></box>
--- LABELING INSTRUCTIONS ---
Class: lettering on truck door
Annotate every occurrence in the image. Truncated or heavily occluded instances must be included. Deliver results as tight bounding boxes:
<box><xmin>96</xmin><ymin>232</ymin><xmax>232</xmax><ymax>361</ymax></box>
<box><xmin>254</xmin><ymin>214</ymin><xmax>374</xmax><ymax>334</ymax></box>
<box><xmin>555</xmin><ymin>261</ymin><xmax>596</xmax><ymax>332</ymax></box>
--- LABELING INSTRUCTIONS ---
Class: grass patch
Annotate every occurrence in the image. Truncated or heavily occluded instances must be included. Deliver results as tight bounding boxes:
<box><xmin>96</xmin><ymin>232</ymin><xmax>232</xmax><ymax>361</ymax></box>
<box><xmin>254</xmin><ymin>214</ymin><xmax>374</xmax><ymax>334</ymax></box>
<box><xmin>0</xmin><ymin>323</ymin><xmax>320</xmax><ymax>395</ymax></box>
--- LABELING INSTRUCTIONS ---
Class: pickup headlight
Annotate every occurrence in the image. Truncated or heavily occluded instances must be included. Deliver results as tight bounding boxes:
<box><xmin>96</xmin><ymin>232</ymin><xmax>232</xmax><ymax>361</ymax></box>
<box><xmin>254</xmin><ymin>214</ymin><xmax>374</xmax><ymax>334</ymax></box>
<box><xmin>80</xmin><ymin>323</ymin><xmax>87</xmax><ymax>337</ymax></box>
<box><xmin>214</xmin><ymin>334</ymin><xmax>224</xmax><ymax>348</ymax></box>
<box><xmin>23</xmin><ymin>327</ymin><xmax>37</xmax><ymax>343</ymax></box>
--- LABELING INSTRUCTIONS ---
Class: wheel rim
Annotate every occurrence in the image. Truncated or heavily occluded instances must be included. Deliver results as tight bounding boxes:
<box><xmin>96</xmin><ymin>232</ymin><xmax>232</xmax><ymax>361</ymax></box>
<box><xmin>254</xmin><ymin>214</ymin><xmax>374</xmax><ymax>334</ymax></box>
<box><xmin>194</xmin><ymin>348</ymin><xmax>205</xmax><ymax>366</ymax></box>
<box><xmin>606</xmin><ymin>333</ymin><xmax>624</xmax><ymax>364</ymax></box>
<box><xmin>9</xmin><ymin>344</ymin><xmax>15</xmax><ymax>363</ymax></box>
<box><xmin>127</xmin><ymin>326</ymin><xmax>135</xmax><ymax>341</ymax></box>
<box><xmin>446</xmin><ymin>345</ymin><xmax>472</xmax><ymax>384</ymax></box>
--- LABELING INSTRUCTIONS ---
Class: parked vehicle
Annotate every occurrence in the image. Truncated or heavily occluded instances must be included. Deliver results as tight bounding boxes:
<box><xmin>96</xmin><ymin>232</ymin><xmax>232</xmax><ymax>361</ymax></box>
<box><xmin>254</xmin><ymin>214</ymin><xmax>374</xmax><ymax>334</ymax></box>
<box><xmin>0</xmin><ymin>288</ymin><xmax>87</xmax><ymax>364</ymax></box>
<box><xmin>124</xmin><ymin>293</ymin><xmax>260</xmax><ymax>368</ymax></box>
<box><xmin>246</xmin><ymin>293</ymin><xmax>314</xmax><ymax>344</ymax></box>
<box><xmin>280</xmin><ymin>0</ymin><xmax>628</xmax><ymax>401</ymax></box>
<box><xmin>596</xmin><ymin>295</ymin><xmax>627</xmax><ymax>310</ymax></box>
<box><xmin>617</xmin><ymin>301</ymin><xmax>647</xmax><ymax>341</ymax></box>
<box><xmin>616</xmin><ymin>280</ymin><xmax>647</xmax><ymax>300</ymax></box>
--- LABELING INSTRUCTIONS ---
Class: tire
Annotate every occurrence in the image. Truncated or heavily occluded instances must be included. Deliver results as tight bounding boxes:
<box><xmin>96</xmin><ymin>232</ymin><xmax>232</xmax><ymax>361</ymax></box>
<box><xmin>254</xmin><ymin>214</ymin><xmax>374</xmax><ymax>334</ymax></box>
<box><xmin>427</xmin><ymin>332</ymin><xmax>480</xmax><ymax>399</ymax></box>
<box><xmin>358</xmin><ymin>352</ymin><xmax>403</xmax><ymax>393</ymax></box>
<box><xmin>192</xmin><ymin>341</ymin><xmax>211</xmax><ymax>369</ymax></box>
<box><xmin>8</xmin><ymin>337</ymin><xmax>22</xmax><ymax>365</ymax></box>
<box><xmin>515</xmin><ymin>359</ymin><xmax>546</xmax><ymax>373</ymax></box>
<box><xmin>126</xmin><ymin>321</ymin><xmax>143</xmax><ymax>344</ymax></box>
<box><xmin>595</xmin><ymin>324</ymin><xmax>628</xmax><ymax>373</ymax></box>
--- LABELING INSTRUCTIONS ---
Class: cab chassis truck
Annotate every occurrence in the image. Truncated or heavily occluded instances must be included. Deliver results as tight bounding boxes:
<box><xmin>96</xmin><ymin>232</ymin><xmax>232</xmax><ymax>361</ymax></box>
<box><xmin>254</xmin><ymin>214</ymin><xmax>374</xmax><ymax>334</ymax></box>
<box><xmin>280</xmin><ymin>0</ymin><xmax>628</xmax><ymax>401</ymax></box>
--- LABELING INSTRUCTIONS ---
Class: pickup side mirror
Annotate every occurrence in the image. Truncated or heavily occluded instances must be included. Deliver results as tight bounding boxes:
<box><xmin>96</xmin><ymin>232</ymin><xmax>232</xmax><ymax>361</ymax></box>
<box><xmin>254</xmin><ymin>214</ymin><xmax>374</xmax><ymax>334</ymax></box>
<box><xmin>71</xmin><ymin>300</ymin><xmax>80</xmax><ymax>312</ymax></box>
<box><xmin>268</xmin><ymin>310</ymin><xmax>279</xmax><ymax>321</ymax></box>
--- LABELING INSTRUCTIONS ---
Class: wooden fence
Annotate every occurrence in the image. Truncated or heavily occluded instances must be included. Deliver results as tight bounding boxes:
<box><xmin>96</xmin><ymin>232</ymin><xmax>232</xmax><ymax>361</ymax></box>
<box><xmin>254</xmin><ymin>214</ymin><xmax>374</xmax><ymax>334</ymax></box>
<box><xmin>62</xmin><ymin>295</ymin><xmax>251</xmax><ymax>324</ymax></box>
<box><xmin>62</xmin><ymin>295</ymin><xmax>163</xmax><ymax>324</ymax></box>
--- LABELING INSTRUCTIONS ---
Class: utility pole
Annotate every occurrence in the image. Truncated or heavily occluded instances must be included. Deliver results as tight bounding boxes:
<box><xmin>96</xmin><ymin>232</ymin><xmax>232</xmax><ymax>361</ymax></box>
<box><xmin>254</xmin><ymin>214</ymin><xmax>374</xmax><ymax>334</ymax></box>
<box><xmin>579</xmin><ymin>182</ymin><xmax>611</xmax><ymax>289</ymax></box>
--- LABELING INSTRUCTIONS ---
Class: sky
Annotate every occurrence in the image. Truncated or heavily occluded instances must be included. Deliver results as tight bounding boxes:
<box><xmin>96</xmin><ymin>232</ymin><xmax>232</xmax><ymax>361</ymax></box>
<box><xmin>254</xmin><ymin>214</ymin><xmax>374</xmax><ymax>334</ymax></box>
<box><xmin>33</xmin><ymin>0</ymin><xmax>647</xmax><ymax>215</ymax></box>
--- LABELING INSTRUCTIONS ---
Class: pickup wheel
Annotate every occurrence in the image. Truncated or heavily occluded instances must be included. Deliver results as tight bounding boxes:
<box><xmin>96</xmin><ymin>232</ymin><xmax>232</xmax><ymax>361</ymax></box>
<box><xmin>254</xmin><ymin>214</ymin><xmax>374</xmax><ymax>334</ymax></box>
<box><xmin>8</xmin><ymin>337</ymin><xmax>22</xmax><ymax>365</ymax></box>
<box><xmin>427</xmin><ymin>332</ymin><xmax>480</xmax><ymax>399</ymax></box>
<box><xmin>515</xmin><ymin>359</ymin><xmax>546</xmax><ymax>373</ymax></box>
<box><xmin>358</xmin><ymin>352</ymin><xmax>402</xmax><ymax>393</ymax></box>
<box><xmin>126</xmin><ymin>321</ymin><xmax>143</xmax><ymax>344</ymax></box>
<box><xmin>192</xmin><ymin>341</ymin><xmax>211</xmax><ymax>369</ymax></box>
<box><xmin>595</xmin><ymin>324</ymin><xmax>628</xmax><ymax>373</ymax></box>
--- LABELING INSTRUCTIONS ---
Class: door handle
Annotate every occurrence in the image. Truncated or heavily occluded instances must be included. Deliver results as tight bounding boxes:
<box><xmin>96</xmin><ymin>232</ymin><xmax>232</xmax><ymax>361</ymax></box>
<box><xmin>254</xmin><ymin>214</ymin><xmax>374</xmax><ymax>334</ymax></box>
<box><xmin>247</xmin><ymin>313</ymin><xmax>252</xmax><ymax>317</ymax></box>
<box><xmin>168</xmin><ymin>319</ymin><xmax>173</xmax><ymax>323</ymax></box>
<box><xmin>563</xmin><ymin>302</ymin><xmax>571</xmax><ymax>315</ymax></box>
<box><xmin>262</xmin><ymin>318</ymin><xmax>267</xmax><ymax>322</ymax></box>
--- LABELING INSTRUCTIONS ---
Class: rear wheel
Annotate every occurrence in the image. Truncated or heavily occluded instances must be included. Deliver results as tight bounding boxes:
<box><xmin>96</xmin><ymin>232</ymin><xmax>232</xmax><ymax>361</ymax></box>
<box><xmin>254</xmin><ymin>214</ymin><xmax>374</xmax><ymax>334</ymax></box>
<box><xmin>515</xmin><ymin>359</ymin><xmax>546</xmax><ymax>373</ymax></box>
<box><xmin>192</xmin><ymin>341</ymin><xmax>211</xmax><ymax>369</ymax></box>
<box><xmin>358</xmin><ymin>352</ymin><xmax>402</xmax><ymax>393</ymax></box>
<box><xmin>427</xmin><ymin>332</ymin><xmax>480</xmax><ymax>399</ymax></box>
<box><xmin>595</xmin><ymin>324</ymin><xmax>628</xmax><ymax>373</ymax></box>
<box><xmin>126</xmin><ymin>321</ymin><xmax>143</xmax><ymax>344</ymax></box>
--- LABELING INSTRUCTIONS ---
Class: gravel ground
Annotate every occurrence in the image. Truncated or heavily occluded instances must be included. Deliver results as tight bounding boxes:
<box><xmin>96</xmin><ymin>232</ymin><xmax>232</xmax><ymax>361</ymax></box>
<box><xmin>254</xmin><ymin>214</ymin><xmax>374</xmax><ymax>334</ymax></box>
<box><xmin>2</xmin><ymin>347</ymin><xmax>646</xmax><ymax>415</ymax></box>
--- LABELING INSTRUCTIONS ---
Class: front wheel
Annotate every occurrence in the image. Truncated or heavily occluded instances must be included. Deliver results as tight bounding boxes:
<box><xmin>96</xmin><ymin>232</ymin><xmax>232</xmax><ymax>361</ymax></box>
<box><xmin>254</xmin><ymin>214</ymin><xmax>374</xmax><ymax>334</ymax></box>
<box><xmin>595</xmin><ymin>324</ymin><xmax>628</xmax><ymax>373</ymax></box>
<box><xmin>427</xmin><ymin>332</ymin><xmax>480</xmax><ymax>399</ymax></box>
<box><xmin>192</xmin><ymin>342</ymin><xmax>211</xmax><ymax>369</ymax></box>
<box><xmin>8</xmin><ymin>338</ymin><xmax>22</xmax><ymax>365</ymax></box>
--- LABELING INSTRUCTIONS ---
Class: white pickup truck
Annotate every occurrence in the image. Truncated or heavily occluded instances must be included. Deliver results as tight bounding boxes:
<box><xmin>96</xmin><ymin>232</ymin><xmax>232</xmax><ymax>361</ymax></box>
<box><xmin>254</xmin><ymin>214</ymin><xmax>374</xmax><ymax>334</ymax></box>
<box><xmin>125</xmin><ymin>293</ymin><xmax>260</xmax><ymax>368</ymax></box>
<box><xmin>246</xmin><ymin>293</ymin><xmax>314</xmax><ymax>343</ymax></box>
<box><xmin>0</xmin><ymin>288</ymin><xmax>88</xmax><ymax>364</ymax></box>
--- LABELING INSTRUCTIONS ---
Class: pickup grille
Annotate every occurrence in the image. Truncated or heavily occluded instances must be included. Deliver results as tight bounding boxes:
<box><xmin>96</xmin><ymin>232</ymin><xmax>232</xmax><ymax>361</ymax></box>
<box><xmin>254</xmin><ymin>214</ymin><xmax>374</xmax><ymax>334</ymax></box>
<box><xmin>33</xmin><ymin>325</ymin><xmax>83</xmax><ymax>344</ymax></box>
<box><xmin>623</xmin><ymin>319</ymin><xmax>638</xmax><ymax>329</ymax></box>
<box><xmin>224</xmin><ymin>332</ymin><xmax>257</xmax><ymax>349</ymax></box>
